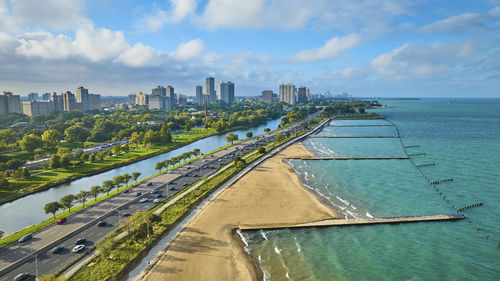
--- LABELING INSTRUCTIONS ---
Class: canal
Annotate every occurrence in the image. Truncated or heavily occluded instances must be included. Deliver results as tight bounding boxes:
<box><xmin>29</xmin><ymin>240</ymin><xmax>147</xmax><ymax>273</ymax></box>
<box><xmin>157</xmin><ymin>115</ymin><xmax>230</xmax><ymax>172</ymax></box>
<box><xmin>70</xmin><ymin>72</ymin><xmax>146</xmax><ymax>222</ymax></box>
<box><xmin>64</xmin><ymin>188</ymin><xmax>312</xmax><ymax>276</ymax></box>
<box><xmin>0</xmin><ymin>118</ymin><xmax>282</xmax><ymax>236</ymax></box>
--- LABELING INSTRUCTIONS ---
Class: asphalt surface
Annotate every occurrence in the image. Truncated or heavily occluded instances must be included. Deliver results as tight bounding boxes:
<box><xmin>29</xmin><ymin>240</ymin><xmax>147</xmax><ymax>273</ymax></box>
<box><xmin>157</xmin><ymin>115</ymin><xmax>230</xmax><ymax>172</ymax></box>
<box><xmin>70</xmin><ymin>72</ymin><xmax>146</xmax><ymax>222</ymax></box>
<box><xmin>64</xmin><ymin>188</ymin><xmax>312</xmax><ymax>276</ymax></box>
<box><xmin>0</xmin><ymin>112</ymin><xmax>321</xmax><ymax>281</ymax></box>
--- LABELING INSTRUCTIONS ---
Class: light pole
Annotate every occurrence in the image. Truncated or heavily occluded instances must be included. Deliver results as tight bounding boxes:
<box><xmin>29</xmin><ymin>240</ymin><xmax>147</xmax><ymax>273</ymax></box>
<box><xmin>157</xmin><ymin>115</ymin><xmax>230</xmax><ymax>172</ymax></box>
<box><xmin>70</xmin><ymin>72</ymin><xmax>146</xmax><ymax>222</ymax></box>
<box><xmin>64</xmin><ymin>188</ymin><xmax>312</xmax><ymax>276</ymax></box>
<box><xmin>27</xmin><ymin>251</ymin><xmax>38</xmax><ymax>280</ymax></box>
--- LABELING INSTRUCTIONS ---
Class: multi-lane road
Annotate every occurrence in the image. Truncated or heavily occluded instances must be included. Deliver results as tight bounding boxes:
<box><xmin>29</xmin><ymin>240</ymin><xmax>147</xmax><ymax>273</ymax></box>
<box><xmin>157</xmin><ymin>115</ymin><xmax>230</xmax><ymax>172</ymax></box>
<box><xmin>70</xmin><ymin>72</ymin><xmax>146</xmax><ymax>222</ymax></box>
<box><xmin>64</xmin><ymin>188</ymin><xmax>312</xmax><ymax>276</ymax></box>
<box><xmin>0</xmin><ymin>112</ymin><xmax>321</xmax><ymax>281</ymax></box>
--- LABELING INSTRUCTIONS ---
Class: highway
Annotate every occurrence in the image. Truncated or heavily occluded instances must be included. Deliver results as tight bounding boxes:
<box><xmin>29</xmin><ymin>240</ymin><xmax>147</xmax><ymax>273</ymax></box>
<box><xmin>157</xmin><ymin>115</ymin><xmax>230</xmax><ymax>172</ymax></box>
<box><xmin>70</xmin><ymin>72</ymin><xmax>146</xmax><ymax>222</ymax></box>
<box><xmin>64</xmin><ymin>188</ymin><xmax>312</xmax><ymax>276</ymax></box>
<box><xmin>0</xmin><ymin>112</ymin><xmax>321</xmax><ymax>281</ymax></box>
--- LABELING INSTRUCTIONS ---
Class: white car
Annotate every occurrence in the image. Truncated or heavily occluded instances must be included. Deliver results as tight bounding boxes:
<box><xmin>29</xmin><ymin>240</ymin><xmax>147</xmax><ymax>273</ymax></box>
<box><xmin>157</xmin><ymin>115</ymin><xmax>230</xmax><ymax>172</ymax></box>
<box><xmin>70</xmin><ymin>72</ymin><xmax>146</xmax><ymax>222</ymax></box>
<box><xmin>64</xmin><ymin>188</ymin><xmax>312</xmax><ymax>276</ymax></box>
<box><xmin>73</xmin><ymin>244</ymin><xmax>85</xmax><ymax>253</ymax></box>
<box><xmin>139</xmin><ymin>198</ymin><xmax>148</xmax><ymax>203</ymax></box>
<box><xmin>153</xmin><ymin>198</ymin><xmax>161</xmax><ymax>203</ymax></box>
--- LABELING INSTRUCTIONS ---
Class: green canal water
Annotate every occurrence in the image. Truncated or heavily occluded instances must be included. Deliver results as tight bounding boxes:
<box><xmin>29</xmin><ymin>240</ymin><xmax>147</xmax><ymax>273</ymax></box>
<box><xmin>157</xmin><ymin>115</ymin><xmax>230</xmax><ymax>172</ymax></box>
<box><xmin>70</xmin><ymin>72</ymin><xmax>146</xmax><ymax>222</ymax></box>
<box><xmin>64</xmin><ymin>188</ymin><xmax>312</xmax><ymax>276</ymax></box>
<box><xmin>241</xmin><ymin>99</ymin><xmax>500</xmax><ymax>281</ymax></box>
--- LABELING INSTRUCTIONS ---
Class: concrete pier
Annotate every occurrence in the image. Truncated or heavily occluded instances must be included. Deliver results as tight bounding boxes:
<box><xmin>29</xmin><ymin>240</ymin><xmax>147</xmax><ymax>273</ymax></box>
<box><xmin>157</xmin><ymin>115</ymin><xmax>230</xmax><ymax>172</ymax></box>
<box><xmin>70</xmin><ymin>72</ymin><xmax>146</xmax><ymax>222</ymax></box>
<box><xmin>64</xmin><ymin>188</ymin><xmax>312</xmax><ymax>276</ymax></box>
<box><xmin>239</xmin><ymin>214</ymin><xmax>465</xmax><ymax>230</ymax></box>
<box><xmin>326</xmin><ymin>125</ymin><xmax>395</xmax><ymax>127</ymax></box>
<box><xmin>310</xmin><ymin>135</ymin><xmax>399</xmax><ymax>138</ymax></box>
<box><xmin>288</xmin><ymin>156</ymin><xmax>409</xmax><ymax>160</ymax></box>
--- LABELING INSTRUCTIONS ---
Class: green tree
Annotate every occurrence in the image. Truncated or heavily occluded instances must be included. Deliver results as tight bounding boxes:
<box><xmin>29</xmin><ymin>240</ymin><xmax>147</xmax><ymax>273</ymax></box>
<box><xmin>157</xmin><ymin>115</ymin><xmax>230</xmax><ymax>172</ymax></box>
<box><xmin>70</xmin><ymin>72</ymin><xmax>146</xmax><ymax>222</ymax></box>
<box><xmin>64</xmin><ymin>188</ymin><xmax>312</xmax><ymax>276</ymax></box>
<box><xmin>44</xmin><ymin>201</ymin><xmax>62</xmax><ymax>219</ymax></box>
<box><xmin>122</xmin><ymin>173</ymin><xmax>132</xmax><ymax>186</ymax></box>
<box><xmin>121</xmin><ymin>144</ymin><xmax>130</xmax><ymax>154</ymax></box>
<box><xmin>155</xmin><ymin>161</ymin><xmax>164</xmax><ymax>173</ymax></box>
<box><xmin>258</xmin><ymin>146</ymin><xmax>266</xmax><ymax>154</ymax></box>
<box><xmin>0</xmin><ymin>230</ymin><xmax>3</xmax><ymax>239</ymax></box>
<box><xmin>129</xmin><ymin>131</ymin><xmax>143</xmax><ymax>148</ymax></box>
<box><xmin>102</xmin><ymin>180</ymin><xmax>114</xmax><ymax>195</ymax></box>
<box><xmin>246</xmin><ymin>132</ymin><xmax>253</xmax><ymax>139</ymax></box>
<box><xmin>76</xmin><ymin>191</ymin><xmax>90</xmax><ymax>207</ymax></box>
<box><xmin>64</xmin><ymin>125</ymin><xmax>90</xmax><ymax>144</ymax></box>
<box><xmin>59</xmin><ymin>153</ymin><xmax>71</xmax><ymax>167</ymax></box>
<box><xmin>60</xmin><ymin>194</ymin><xmax>76</xmax><ymax>212</ymax></box>
<box><xmin>162</xmin><ymin>160</ymin><xmax>170</xmax><ymax>172</ymax></box>
<box><xmin>274</xmin><ymin>133</ymin><xmax>285</xmax><ymax>142</ymax></box>
<box><xmin>20</xmin><ymin>167</ymin><xmax>30</xmax><ymax>179</ymax></box>
<box><xmin>128</xmin><ymin>210</ymin><xmax>154</xmax><ymax>238</ymax></box>
<box><xmin>112</xmin><ymin>145</ymin><xmax>121</xmax><ymax>155</ymax></box>
<box><xmin>90</xmin><ymin>185</ymin><xmax>102</xmax><ymax>201</ymax></box>
<box><xmin>193</xmin><ymin>148</ymin><xmax>201</xmax><ymax>157</ymax></box>
<box><xmin>264</xmin><ymin>128</ymin><xmax>271</xmax><ymax>133</ymax></box>
<box><xmin>41</xmin><ymin>129</ymin><xmax>63</xmax><ymax>148</ymax></box>
<box><xmin>185</xmin><ymin>120</ymin><xmax>192</xmax><ymax>132</ymax></box>
<box><xmin>49</xmin><ymin>154</ymin><xmax>61</xmax><ymax>169</ymax></box>
<box><xmin>19</xmin><ymin>134</ymin><xmax>42</xmax><ymax>153</ymax></box>
<box><xmin>225</xmin><ymin>133</ymin><xmax>239</xmax><ymax>145</ymax></box>
<box><xmin>132</xmin><ymin>172</ymin><xmax>141</xmax><ymax>182</ymax></box>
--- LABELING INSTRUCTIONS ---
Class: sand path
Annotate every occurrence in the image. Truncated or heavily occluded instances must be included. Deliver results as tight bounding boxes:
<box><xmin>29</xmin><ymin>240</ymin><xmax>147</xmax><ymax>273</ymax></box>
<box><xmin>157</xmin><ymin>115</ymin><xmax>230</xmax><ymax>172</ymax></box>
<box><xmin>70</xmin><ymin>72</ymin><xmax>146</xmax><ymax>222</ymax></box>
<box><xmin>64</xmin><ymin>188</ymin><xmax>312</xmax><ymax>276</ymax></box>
<box><xmin>140</xmin><ymin>143</ymin><xmax>339</xmax><ymax>281</ymax></box>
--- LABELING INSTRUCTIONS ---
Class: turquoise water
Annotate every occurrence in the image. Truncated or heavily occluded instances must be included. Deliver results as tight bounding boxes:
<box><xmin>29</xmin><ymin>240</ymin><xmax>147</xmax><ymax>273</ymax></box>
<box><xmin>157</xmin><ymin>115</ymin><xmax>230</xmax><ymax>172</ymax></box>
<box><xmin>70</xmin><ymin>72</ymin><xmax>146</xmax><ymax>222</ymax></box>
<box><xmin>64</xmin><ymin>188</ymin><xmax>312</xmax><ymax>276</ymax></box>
<box><xmin>242</xmin><ymin>99</ymin><xmax>500</xmax><ymax>280</ymax></box>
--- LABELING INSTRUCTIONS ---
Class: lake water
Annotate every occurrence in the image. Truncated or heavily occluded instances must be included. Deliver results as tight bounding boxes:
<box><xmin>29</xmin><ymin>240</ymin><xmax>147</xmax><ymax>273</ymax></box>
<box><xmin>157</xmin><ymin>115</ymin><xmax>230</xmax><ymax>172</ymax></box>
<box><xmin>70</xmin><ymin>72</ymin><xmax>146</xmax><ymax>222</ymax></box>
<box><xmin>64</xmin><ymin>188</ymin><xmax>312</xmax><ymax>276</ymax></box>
<box><xmin>242</xmin><ymin>99</ymin><xmax>500</xmax><ymax>280</ymax></box>
<box><xmin>0</xmin><ymin>118</ymin><xmax>282</xmax><ymax>236</ymax></box>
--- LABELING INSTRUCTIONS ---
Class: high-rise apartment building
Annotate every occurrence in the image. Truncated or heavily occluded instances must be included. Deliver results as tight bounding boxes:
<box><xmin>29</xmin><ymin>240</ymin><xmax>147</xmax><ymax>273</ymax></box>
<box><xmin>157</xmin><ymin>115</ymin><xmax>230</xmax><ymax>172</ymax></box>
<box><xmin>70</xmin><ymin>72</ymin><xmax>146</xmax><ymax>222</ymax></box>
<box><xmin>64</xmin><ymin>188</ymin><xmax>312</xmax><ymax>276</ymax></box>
<box><xmin>279</xmin><ymin>83</ymin><xmax>296</xmax><ymax>105</ymax></box>
<box><xmin>0</xmin><ymin>91</ymin><xmax>22</xmax><ymax>115</ymax></box>
<box><xmin>128</xmin><ymin>94</ymin><xmax>136</xmax><ymax>104</ymax></box>
<box><xmin>135</xmin><ymin>92</ymin><xmax>148</xmax><ymax>106</ymax></box>
<box><xmin>205</xmin><ymin>77</ymin><xmax>216</xmax><ymax>102</ymax></box>
<box><xmin>195</xmin><ymin>85</ymin><xmax>204</xmax><ymax>104</ymax></box>
<box><xmin>262</xmin><ymin>90</ymin><xmax>274</xmax><ymax>103</ymax></box>
<box><xmin>76</xmin><ymin>86</ymin><xmax>89</xmax><ymax>111</ymax></box>
<box><xmin>152</xmin><ymin>85</ymin><xmax>166</xmax><ymax>96</ymax></box>
<box><xmin>297</xmin><ymin>87</ymin><xmax>308</xmax><ymax>103</ymax></box>
<box><xmin>218</xmin><ymin>81</ymin><xmax>234</xmax><ymax>104</ymax></box>
<box><xmin>22</xmin><ymin>100</ymin><xmax>54</xmax><ymax>116</ymax></box>
<box><xmin>62</xmin><ymin>91</ymin><xmax>77</xmax><ymax>112</ymax></box>
<box><xmin>28</xmin><ymin>93</ymin><xmax>39</xmax><ymax>101</ymax></box>
<box><xmin>88</xmin><ymin>94</ymin><xmax>101</xmax><ymax>111</ymax></box>
<box><xmin>148</xmin><ymin>95</ymin><xmax>167</xmax><ymax>110</ymax></box>
<box><xmin>50</xmin><ymin>92</ymin><xmax>64</xmax><ymax>112</ymax></box>
<box><xmin>42</xmin><ymin>93</ymin><xmax>51</xmax><ymax>101</ymax></box>
<box><xmin>167</xmin><ymin>86</ymin><xmax>175</xmax><ymax>110</ymax></box>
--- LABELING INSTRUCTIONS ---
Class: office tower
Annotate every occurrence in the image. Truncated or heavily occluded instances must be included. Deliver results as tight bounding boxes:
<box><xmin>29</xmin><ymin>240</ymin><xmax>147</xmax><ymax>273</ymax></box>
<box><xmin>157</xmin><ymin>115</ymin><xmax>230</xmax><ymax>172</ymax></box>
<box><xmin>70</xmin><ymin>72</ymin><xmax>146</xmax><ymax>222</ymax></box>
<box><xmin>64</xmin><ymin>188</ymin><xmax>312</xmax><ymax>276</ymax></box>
<box><xmin>128</xmin><ymin>94</ymin><xmax>136</xmax><ymax>104</ymax></box>
<box><xmin>0</xmin><ymin>91</ymin><xmax>22</xmax><ymax>115</ymax></box>
<box><xmin>205</xmin><ymin>77</ymin><xmax>216</xmax><ymax>102</ymax></box>
<box><xmin>28</xmin><ymin>93</ymin><xmax>39</xmax><ymax>101</ymax></box>
<box><xmin>297</xmin><ymin>87</ymin><xmax>308</xmax><ymax>103</ymax></box>
<box><xmin>148</xmin><ymin>95</ymin><xmax>166</xmax><ymax>110</ymax></box>
<box><xmin>167</xmin><ymin>86</ymin><xmax>175</xmax><ymax>110</ymax></box>
<box><xmin>262</xmin><ymin>90</ymin><xmax>273</xmax><ymax>103</ymax></box>
<box><xmin>88</xmin><ymin>94</ymin><xmax>101</xmax><ymax>110</ymax></box>
<box><xmin>279</xmin><ymin>83</ymin><xmax>296</xmax><ymax>105</ymax></box>
<box><xmin>50</xmin><ymin>92</ymin><xmax>64</xmax><ymax>112</ymax></box>
<box><xmin>62</xmin><ymin>91</ymin><xmax>77</xmax><ymax>112</ymax></box>
<box><xmin>218</xmin><ymin>81</ymin><xmax>234</xmax><ymax>104</ymax></box>
<box><xmin>42</xmin><ymin>93</ymin><xmax>51</xmax><ymax>101</ymax></box>
<box><xmin>195</xmin><ymin>85</ymin><xmax>203</xmax><ymax>104</ymax></box>
<box><xmin>135</xmin><ymin>92</ymin><xmax>148</xmax><ymax>106</ymax></box>
<box><xmin>152</xmin><ymin>85</ymin><xmax>166</xmax><ymax>96</ymax></box>
<box><xmin>23</xmin><ymin>100</ymin><xmax>55</xmax><ymax>116</ymax></box>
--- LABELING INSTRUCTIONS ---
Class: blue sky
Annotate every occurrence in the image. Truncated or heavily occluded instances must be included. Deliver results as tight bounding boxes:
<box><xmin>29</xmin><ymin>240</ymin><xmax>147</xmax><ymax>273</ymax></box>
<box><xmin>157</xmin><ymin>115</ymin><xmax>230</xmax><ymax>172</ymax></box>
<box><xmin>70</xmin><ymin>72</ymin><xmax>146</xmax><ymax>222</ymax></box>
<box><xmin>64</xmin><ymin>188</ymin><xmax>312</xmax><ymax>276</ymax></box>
<box><xmin>0</xmin><ymin>0</ymin><xmax>499</xmax><ymax>97</ymax></box>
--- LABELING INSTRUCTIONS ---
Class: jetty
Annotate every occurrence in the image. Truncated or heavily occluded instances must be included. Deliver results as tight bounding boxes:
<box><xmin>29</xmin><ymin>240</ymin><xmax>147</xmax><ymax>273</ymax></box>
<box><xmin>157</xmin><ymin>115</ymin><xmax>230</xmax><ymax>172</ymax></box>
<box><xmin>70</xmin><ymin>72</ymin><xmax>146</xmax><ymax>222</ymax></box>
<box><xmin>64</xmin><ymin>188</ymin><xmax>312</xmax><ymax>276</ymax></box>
<box><xmin>326</xmin><ymin>124</ymin><xmax>395</xmax><ymax>127</ymax></box>
<box><xmin>288</xmin><ymin>156</ymin><xmax>408</xmax><ymax>160</ymax></box>
<box><xmin>309</xmin><ymin>135</ymin><xmax>399</xmax><ymax>138</ymax></box>
<box><xmin>239</xmin><ymin>214</ymin><xmax>465</xmax><ymax>230</ymax></box>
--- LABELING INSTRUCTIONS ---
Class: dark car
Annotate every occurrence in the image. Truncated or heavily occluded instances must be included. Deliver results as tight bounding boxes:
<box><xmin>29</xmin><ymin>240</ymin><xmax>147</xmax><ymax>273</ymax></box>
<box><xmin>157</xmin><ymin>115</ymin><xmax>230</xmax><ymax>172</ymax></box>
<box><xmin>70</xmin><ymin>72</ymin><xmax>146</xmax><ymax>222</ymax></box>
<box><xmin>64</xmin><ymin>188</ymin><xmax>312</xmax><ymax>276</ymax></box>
<box><xmin>155</xmin><ymin>193</ymin><xmax>162</xmax><ymax>198</ymax></box>
<box><xmin>51</xmin><ymin>246</ymin><xmax>63</xmax><ymax>254</ymax></box>
<box><xmin>18</xmin><ymin>234</ymin><xmax>32</xmax><ymax>243</ymax></box>
<box><xmin>146</xmin><ymin>182</ymin><xmax>152</xmax><ymax>186</ymax></box>
<box><xmin>123</xmin><ymin>189</ymin><xmax>129</xmax><ymax>193</ymax></box>
<box><xmin>97</xmin><ymin>221</ymin><xmax>106</xmax><ymax>227</ymax></box>
<box><xmin>75</xmin><ymin>238</ymin><xmax>86</xmax><ymax>245</ymax></box>
<box><xmin>136</xmin><ymin>192</ymin><xmax>142</xmax><ymax>196</ymax></box>
<box><xmin>56</xmin><ymin>217</ymin><xmax>67</xmax><ymax>224</ymax></box>
<box><xmin>13</xmin><ymin>273</ymin><xmax>30</xmax><ymax>281</ymax></box>
<box><xmin>122</xmin><ymin>212</ymin><xmax>131</xmax><ymax>217</ymax></box>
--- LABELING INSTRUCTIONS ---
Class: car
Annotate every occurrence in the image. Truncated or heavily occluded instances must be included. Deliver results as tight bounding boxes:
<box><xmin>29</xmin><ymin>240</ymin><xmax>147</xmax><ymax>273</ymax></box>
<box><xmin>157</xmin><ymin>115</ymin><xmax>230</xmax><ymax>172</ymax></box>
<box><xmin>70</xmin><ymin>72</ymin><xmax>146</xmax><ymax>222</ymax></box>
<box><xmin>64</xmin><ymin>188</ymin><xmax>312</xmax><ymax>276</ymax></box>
<box><xmin>13</xmin><ymin>273</ymin><xmax>30</xmax><ymax>281</ymax></box>
<box><xmin>136</xmin><ymin>192</ymin><xmax>142</xmax><ymax>196</ymax></box>
<box><xmin>18</xmin><ymin>234</ymin><xmax>32</xmax><ymax>243</ymax></box>
<box><xmin>75</xmin><ymin>238</ymin><xmax>86</xmax><ymax>245</ymax></box>
<box><xmin>51</xmin><ymin>246</ymin><xmax>63</xmax><ymax>254</ymax></box>
<box><xmin>146</xmin><ymin>182</ymin><xmax>152</xmax><ymax>186</ymax></box>
<box><xmin>73</xmin><ymin>244</ymin><xmax>85</xmax><ymax>253</ymax></box>
<box><xmin>153</xmin><ymin>199</ymin><xmax>161</xmax><ymax>204</ymax></box>
<box><xmin>139</xmin><ymin>198</ymin><xmax>148</xmax><ymax>203</ymax></box>
<box><xmin>169</xmin><ymin>187</ymin><xmax>176</xmax><ymax>191</ymax></box>
<box><xmin>123</xmin><ymin>189</ymin><xmax>129</xmax><ymax>193</ymax></box>
<box><xmin>97</xmin><ymin>221</ymin><xmax>106</xmax><ymax>227</ymax></box>
<box><xmin>122</xmin><ymin>212</ymin><xmax>130</xmax><ymax>217</ymax></box>
<box><xmin>56</xmin><ymin>217</ymin><xmax>67</xmax><ymax>224</ymax></box>
<box><xmin>155</xmin><ymin>193</ymin><xmax>162</xmax><ymax>198</ymax></box>
<box><xmin>151</xmin><ymin>189</ymin><xmax>158</xmax><ymax>194</ymax></box>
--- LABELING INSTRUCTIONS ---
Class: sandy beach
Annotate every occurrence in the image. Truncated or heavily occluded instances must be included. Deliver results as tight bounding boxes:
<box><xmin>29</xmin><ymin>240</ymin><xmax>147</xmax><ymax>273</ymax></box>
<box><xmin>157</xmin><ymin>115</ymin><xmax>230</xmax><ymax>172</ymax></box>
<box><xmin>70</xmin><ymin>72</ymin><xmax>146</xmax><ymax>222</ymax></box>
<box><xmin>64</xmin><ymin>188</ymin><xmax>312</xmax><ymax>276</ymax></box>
<box><xmin>139</xmin><ymin>142</ymin><xmax>339</xmax><ymax>281</ymax></box>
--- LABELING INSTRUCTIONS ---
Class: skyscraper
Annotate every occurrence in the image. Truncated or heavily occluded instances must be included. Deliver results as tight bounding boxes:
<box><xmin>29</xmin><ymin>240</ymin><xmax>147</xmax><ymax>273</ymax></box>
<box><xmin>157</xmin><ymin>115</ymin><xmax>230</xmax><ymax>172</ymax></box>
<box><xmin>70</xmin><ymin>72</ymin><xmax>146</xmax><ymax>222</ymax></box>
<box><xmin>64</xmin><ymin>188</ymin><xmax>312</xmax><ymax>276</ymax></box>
<box><xmin>218</xmin><ymin>81</ymin><xmax>234</xmax><ymax>104</ymax></box>
<box><xmin>50</xmin><ymin>92</ymin><xmax>64</xmax><ymax>112</ymax></box>
<box><xmin>205</xmin><ymin>77</ymin><xmax>216</xmax><ymax>103</ymax></box>
<box><xmin>152</xmin><ymin>85</ymin><xmax>166</xmax><ymax>96</ymax></box>
<box><xmin>23</xmin><ymin>100</ymin><xmax>54</xmax><ymax>116</ymax></box>
<box><xmin>279</xmin><ymin>83</ymin><xmax>296</xmax><ymax>105</ymax></box>
<box><xmin>128</xmin><ymin>94</ymin><xmax>136</xmax><ymax>104</ymax></box>
<box><xmin>195</xmin><ymin>85</ymin><xmax>203</xmax><ymax>104</ymax></box>
<box><xmin>76</xmin><ymin>86</ymin><xmax>89</xmax><ymax>111</ymax></box>
<box><xmin>28</xmin><ymin>93</ymin><xmax>39</xmax><ymax>101</ymax></box>
<box><xmin>167</xmin><ymin>86</ymin><xmax>175</xmax><ymax>110</ymax></box>
<box><xmin>88</xmin><ymin>94</ymin><xmax>101</xmax><ymax>110</ymax></box>
<box><xmin>135</xmin><ymin>92</ymin><xmax>148</xmax><ymax>106</ymax></box>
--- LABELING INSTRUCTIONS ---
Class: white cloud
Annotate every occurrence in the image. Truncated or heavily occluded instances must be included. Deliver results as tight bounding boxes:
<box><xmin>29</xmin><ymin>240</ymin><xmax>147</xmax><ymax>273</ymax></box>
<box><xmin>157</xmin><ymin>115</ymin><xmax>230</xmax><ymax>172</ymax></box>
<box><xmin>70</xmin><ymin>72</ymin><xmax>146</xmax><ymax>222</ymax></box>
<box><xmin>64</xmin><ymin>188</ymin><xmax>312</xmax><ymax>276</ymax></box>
<box><xmin>135</xmin><ymin>0</ymin><xmax>196</xmax><ymax>32</ymax></box>
<box><xmin>15</xmin><ymin>32</ymin><xmax>75</xmax><ymax>59</ymax></box>
<box><xmin>75</xmin><ymin>27</ymin><xmax>128</xmax><ymax>62</ymax></box>
<box><xmin>115</xmin><ymin>43</ymin><xmax>165</xmax><ymax>67</ymax></box>
<box><xmin>421</xmin><ymin>6</ymin><xmax>500</xmax><ymax>33</ymax></box>
<box><xmin>171</xmin><ymin>0</ymin><xmax>197</xmax><ymax>22</ymax></box>
<box><xmin>171</xmin><ymin>39</ymin><xmax>205</xmax><ymax>61</ymax></box>
<box><xmin>289</xmin><ymin>34</ymin><xmax>361</xmax><ymax>63</ymax></box>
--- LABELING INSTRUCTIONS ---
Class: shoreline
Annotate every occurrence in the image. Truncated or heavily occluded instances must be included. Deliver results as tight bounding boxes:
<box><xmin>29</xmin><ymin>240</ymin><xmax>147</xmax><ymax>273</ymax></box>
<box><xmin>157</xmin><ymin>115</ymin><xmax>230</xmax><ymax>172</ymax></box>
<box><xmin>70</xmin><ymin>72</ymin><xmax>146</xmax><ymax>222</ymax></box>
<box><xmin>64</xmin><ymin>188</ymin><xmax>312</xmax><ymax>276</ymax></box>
<box><xmin>138</xmin><ymin>142</ymin><xmax>339</xmax><ymax>281</ymax></box>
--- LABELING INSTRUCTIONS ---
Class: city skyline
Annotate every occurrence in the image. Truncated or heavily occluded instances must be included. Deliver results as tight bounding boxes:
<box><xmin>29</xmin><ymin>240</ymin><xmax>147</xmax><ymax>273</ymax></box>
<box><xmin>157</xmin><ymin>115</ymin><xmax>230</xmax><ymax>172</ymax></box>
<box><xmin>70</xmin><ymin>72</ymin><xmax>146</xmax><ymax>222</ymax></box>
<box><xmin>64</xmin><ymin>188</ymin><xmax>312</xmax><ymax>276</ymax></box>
<box><xmin>0</xmin><ymin>1</ymin><xmax>499</xmax><ymax>97</ymax></box>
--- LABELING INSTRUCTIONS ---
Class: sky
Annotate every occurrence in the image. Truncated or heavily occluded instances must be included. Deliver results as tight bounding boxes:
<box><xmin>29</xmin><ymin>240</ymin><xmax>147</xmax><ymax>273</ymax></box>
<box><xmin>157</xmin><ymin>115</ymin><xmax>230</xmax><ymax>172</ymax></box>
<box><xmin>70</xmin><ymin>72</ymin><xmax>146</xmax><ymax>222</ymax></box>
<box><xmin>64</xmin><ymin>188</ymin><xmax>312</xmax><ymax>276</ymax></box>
<box><xmin>0</xmin><ymin>0</ymin><xmax>499</xmax><ymax>97</ymax></box>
